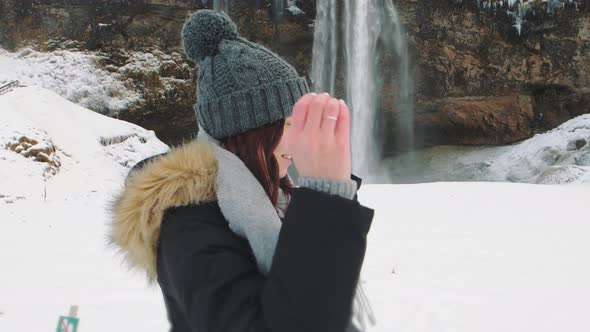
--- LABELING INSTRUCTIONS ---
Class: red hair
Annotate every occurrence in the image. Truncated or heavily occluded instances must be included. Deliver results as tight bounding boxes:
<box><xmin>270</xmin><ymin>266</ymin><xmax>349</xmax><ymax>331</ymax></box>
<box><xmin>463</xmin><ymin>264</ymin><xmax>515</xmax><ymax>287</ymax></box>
<box><xmin>220</xmin><ymin>119</ymin><xmax>295</xmax><ymax>208</ymax></box>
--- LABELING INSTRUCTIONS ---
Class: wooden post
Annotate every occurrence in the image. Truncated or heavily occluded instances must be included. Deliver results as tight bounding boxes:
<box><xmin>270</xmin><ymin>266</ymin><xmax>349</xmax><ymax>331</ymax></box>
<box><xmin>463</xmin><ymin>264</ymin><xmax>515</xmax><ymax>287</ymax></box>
<box><xmin>56</xmin><ymin>305</ymin><xmax>80</xmax><ymax>332</ymax></box>
<box><xmin>69</xmin><ymin>305</ymin><xmax>78</xmax><ymax>318</ymax></box>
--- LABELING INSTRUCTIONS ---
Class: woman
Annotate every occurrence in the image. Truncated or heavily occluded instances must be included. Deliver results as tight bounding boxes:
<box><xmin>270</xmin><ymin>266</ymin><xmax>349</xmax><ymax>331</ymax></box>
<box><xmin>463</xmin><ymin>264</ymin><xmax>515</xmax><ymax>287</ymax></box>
<box><xmin>108</xmin><ymin>9</ymin><xmax>375</xmax><ymax>332</ymax></box>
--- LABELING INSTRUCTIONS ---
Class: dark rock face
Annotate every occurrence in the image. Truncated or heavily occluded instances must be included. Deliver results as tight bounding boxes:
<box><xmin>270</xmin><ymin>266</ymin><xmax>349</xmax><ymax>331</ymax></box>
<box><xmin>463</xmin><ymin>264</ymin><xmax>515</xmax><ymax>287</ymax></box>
<box><xmin>1</xmin><ymin>0</ymin><xmax>589</xmax><ymax>152</ymax></box>
<box><xmin>527</xmin><ymin>85</ymin><xmax>590</xmax><ymax>130</ymax></box>
<box><xmin>412</xmin><ymin>4</ymin><xmax>574</xmax><ymax>95</ymax></box>
<box><xmin>387</xmin><ymin>0</ymin><xmax>590</xmax><ymax>151</ymax></box>
<box><xmin>96</xmin><ymin>48</ymin><xmax>199</xmax><ymax>145</ymax></box>
<box><xmin>415</xmin><ymin>95</ymin><xmax>535</xmax><ymax>146</ymax></box>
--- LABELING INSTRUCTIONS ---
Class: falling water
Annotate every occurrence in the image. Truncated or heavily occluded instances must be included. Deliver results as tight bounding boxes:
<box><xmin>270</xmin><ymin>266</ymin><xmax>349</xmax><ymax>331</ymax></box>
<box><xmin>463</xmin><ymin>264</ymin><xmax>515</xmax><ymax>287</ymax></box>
<box><xmin>311</xmin><ymin>0</ymin><xmax>413</xmax><ymax>182</ymax></box>
<box><xmin>270</xmin><ymin>0</ymin><xmax>284</xmax><ymax>21</ymax></box>
<box><xmin>342</xmin><ymin>0</ymin><xmax>413</xmax><ymax>182</ymax></box>
<box><xmin>343</xmin><ymin>0</ymin><xmax>382</xmax><ymax>182</ymax></box>
<box><xmin>382</xmin><ymin>0</ymin><xmax>414</xmax><ymax>156</ymax></box>
<box><xmin>213</xmin><ymin>0</ymin><xmax>232</xmax><ymax>13</ymax></box>
<box><xmin>310</xmin><ymin>0</ymin><xmax>338</xmax><ymax>95</ymax></box>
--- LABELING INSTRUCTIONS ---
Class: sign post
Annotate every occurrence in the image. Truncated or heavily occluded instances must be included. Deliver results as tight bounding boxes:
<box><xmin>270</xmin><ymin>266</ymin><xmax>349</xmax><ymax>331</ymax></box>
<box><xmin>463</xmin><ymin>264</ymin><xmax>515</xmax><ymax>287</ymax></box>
<box><xmin>56</xmin><ymin>305</ymin><xmax>79</xmax><ymax>332</ymax></box>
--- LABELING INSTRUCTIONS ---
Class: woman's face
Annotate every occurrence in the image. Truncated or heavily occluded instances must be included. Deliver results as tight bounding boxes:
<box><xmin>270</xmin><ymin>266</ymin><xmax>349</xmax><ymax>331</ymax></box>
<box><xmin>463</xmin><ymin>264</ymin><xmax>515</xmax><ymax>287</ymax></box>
<box><xmin>273</xmin><ymin>116</ymin><xmax>293</xmax><ymax>179</ymax></box>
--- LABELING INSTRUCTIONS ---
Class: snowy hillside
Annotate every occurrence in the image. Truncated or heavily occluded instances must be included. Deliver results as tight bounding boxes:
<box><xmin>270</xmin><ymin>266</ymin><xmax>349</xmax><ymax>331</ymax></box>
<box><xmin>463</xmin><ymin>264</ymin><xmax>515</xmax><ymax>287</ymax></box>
<box><xmin>0</xmin><ymin>86</ymin><xmax>169</xmax><ymax>331</ymax></box>
<box><xmin>0</xmin><ymin>86</ymin><xmax>168</xmax><ymax>201</ymax></box>
<box><xmin>1</xmin><ymin>87</ymin><xmax>589</xmax><ymax>332</ymax></box>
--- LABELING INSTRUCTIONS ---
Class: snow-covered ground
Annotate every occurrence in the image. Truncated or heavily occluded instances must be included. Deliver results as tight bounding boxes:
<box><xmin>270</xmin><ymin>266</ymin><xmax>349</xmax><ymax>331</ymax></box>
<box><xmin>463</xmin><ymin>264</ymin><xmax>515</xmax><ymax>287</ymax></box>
<box><xmin>0</xmin><ymin>47</ymin><xmax>141</xmax><ymax>115</ymax></box>
<box><xmin>361</xmin><ymin>182</ymin><xmax>590</xmax><ymax>332</ymax></box>
<box><xmin>386</xmin><ymin>115</ymin><xmax>590</xmax><ymax>185</ymax></box>
<box><xmin>1</xmin><ymin>86</ymin><xmax>589</xmax><ymax>332</ymax></box>
<box><xmin>0</xmin><ymin>86</ymin><xmax>169</xmax><ymax>330</ymax></box>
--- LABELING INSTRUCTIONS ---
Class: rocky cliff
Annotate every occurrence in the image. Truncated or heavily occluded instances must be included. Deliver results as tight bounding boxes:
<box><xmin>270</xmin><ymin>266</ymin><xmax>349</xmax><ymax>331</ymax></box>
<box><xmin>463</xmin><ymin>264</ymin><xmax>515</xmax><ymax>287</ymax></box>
<box><xmin>401</xmin><ymin>0</ymin><xmax>590</xmax><ymax>154</ymax></box>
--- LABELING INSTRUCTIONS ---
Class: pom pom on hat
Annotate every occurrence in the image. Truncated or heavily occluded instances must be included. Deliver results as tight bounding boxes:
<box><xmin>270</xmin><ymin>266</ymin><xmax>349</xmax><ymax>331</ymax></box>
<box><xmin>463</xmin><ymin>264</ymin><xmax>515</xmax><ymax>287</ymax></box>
<box><xmin>181</xmin><ymin>9</ymin><xmax>239</xmax><ymax>63</ymax></box>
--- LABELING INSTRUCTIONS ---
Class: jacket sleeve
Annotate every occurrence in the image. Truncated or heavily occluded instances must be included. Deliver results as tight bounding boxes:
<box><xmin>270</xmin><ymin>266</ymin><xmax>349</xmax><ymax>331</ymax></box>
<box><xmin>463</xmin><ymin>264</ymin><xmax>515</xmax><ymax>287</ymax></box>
<box><xmin>157</xmin><ymin>187</ymin><xmax>375</xmax><ymax>332</ymax></box>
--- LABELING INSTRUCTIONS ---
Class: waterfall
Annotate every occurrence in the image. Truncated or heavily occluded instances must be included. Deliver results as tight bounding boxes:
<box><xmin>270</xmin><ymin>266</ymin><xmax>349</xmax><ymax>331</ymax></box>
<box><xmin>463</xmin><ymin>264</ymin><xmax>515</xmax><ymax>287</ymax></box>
<box><xmin>213</xmin><ymin>0</ymin><xmax>232</xmax><ymax>13</ymax></box>
<box><xmin>343</xmin><ymin>0</ymin><xmax>382</xmax><ymax>182</ymax></box>
<box><xmin>271</xmin><ymin>0</ymin><xmax>284</xmax><ymax>21</ymax></box>
<box><xmin>382</xmin><ymin>0</ymin><xmax>414</xmax><ymax>156</ymax></box>
<box><xmin>310</xmin><ymin>0</ymin><xmax>413</xmax><ymax>182</ymax></box>
<box><xmin>310</xmin><ymin>0</ymin><xmax>338</xmax><ymax>95</ymax></box>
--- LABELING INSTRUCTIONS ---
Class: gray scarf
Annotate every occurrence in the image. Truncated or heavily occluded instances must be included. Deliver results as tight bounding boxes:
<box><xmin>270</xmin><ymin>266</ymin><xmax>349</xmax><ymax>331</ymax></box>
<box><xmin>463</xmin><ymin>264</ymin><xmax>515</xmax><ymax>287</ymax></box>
<box><xmin>197</xmin><ymin>130</ymin><xmax>376</xmax><ymax>331</ymax></box>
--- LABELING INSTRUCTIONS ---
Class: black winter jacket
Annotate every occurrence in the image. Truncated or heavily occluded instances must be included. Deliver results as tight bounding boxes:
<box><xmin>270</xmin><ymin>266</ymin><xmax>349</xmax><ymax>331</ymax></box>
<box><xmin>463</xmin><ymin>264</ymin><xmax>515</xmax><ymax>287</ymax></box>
<box><xmin>108</xmin><ymin>139</ymin><xmax>375</xmax><ymax>332</ymax></box>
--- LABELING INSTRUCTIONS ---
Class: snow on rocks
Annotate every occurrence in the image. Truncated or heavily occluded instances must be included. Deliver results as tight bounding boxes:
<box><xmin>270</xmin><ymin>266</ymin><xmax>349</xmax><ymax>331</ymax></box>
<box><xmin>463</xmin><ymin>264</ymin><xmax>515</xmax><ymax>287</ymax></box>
<box><xmin>0</xmin><ymin>47</ymin><xmax>141</xmax><ymax>115</ymax></box>
<box><xmin>386</xmin><ymin>113</ymin><xmax>590</xmax><ymax>184</ymax></box>
<box><xmin>3</xmin><ymin>126</ymin><xmax>62</xmax><ymax>177</ymax></box>
<box><xmin>287</xmin><ymin>0</ymin><xmax>305</xmax><ymax>16</ymax></box>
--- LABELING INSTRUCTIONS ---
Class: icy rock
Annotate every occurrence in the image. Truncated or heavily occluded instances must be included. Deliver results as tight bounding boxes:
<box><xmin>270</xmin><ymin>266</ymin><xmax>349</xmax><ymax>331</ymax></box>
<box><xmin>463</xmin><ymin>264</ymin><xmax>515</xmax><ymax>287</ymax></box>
<box><xmin>535</xmin><ymin>165</ymin><xmax>587</xmax><ymax>184</ymax></box>
<box><xmin>567</xmin><ymin>138</ymin><xmax>588</xmax><ymax>151</ymax></box>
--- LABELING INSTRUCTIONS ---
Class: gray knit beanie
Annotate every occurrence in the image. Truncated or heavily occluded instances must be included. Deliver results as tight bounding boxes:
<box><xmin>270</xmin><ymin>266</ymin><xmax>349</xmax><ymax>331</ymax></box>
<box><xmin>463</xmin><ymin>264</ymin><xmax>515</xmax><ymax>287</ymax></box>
<box><xmin>181</xmin><ymin>9</ymin><xmax>310</xmax><ymax>140</ymax></box>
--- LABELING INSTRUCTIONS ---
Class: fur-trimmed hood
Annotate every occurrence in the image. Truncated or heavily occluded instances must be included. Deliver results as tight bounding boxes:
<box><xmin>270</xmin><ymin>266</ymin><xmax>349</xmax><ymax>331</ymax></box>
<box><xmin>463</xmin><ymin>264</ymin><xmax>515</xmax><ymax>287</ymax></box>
<box><xmin>107</xmin><ymin>140</ymin><xmax>219</xmax><ymax>283</ymax></box>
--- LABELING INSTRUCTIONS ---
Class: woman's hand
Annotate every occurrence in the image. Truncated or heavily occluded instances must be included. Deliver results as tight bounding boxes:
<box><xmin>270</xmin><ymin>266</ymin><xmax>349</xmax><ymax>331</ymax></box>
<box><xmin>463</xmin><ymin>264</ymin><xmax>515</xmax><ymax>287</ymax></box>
<box><xmin>287</xmin><ymin>92</ymin><xmax>351</xmax><ymax>181</ymax></box>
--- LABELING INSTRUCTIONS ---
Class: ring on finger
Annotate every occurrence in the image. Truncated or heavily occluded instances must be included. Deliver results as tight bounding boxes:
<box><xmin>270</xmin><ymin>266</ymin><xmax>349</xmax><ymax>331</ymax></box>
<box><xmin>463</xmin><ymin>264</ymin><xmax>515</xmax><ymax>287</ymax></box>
<box><xmin>323</xmin><ymin>115</ymin><xmax>338</xmax><ymax>121</ymax></box>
